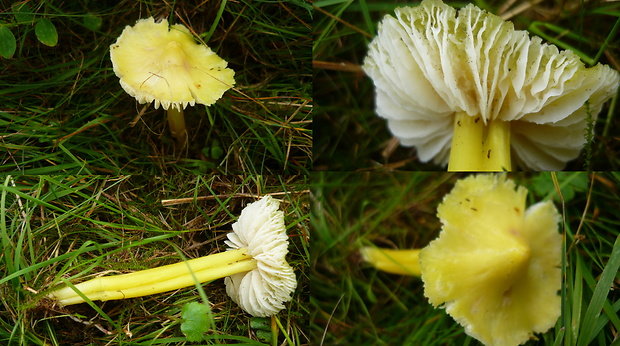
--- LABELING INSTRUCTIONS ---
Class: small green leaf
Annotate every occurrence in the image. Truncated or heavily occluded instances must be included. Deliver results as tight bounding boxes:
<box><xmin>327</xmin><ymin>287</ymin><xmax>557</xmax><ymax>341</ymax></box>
<box><xmin>531</xmin><ymin>172</ymin><xmax>587</xmax><ymax>203</ymax></box>
<box><xmin>201</xmin><ymin>147</ymin><xmax>210</xmax><ymax>158</ymax></box>
<box><xmin>256</xmin><ymin>330</ymin><xmax>272</xmax><ymax>343</ymax></box>
<box><xmin>249</xmin><ymin>316</ymin><xmax>271</xmax><ymax>331</ymax></box>
<box><xmin>211</xmin><ymin>146</ymin><xmax>224</xmax><ymax>160</ymax></box>
<box><xmin>180</xmin><ymin>302</ymin><xmax>210</xmax><ymax>342</ymax></box>
<box><xmin>202</xmin><ymin>140</ymin><xmax>224</xmax><ymax>159</ymax></box>
<box><xmin>250</xmin><ymin>317</ymin><xmax>272</xmax><ymax>343</ymax></box>
<box><xmin>35</xmin><ymin>18</ymin><xmax>58</xmax><ymax>46</ymax></box>
<box><xmin>83</xmin><ymin>13</ymin><xmax>102</xmax><ymax>31</ymax></box>
<box><xmin>12</xmin><ymin>2</ymin><xmax>35</xmax><ymax>23</ymax></box>
<box><xmin>0</xmin><ymin>26</ymin><xmax>16</xmax><ymax>58</ymax></box>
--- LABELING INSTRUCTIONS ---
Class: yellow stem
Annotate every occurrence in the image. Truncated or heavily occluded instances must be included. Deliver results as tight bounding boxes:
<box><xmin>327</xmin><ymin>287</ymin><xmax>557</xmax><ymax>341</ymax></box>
<box><xmin>167</xmin><ymin>106</ymin><xmax>187</xmax><ymax>149</ymax></box>
<box><xmin>49</xmin><ymin>248</ymin><xmax>256</xmax><ymax>306</ymax></box>
<box><xmin>480</xmin><ymin>120</ymin><xmax>511</xmax><ymax>171</ymax></box>
<box><xmin>448</xmin><ymin>112</ymin><xmax>511</xmax><ymax>171</ymax></box>
<box><xmin>448</xmin><ymin>112</ymin><xmax>483</xmax><ymax>171</ymax></box>
<box><xmin>360</xmin><ymin>247</ymin><xmax>422</xmax><ymax>276</ymax></box>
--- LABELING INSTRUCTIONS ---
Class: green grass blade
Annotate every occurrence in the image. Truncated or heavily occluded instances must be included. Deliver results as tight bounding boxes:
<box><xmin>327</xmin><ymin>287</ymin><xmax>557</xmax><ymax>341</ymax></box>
<box><xmin>577</xmin><ymin>235</ymin><xmax>620</xmax><ymax>345</ymax></box>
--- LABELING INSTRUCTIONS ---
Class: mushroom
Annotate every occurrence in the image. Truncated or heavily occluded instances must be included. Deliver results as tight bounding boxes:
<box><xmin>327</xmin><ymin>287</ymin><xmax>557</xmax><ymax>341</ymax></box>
<box><xmin>362</xmin><ymin>174</ymin><xmax>562</xmax><ymax>345</ymax></box>
<box><xmin>363</xmin><ymin>0</ymin><xmax>620</xmax><ymax>171</ymax></box>
<box><xmin>47</xmin><ymin>195</ymin><xmax>296</xmax><ymax>317</ymax></box>
<box><xmin>110</xmin><ymin>17</ymin><xmax>235</xmax><ymax>149</ymax></box>
<box><xmin>224</xmin><ymin>195</ymin><xmax>297</xmax><ymax>317</ymax></box>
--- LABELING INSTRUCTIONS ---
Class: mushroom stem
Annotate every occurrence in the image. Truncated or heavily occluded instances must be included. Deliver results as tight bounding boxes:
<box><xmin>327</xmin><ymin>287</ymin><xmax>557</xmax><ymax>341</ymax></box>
<box><xmin>448</xmin><ymin>111</ymin><xmax>484</xmax><ymax>171</ymax></box>
<box><xmin>360</xmin><ymin>247</ymin><xmax>421</xmax><ymax>276</ymax></box>
<box><xmin>448</xmin><ymin>112</ymin><xmax>511</xmax><ymax>171</ymax></box>
<box><xmin>167</xmin><ymin>106</ymin><xmax>188</xmax><ymax>149</ymax></box>
<box><xmin>48</xmin><ymin>248</ymin><xmax>257</xmax><ymax>306</ymax></box>
<box><xmin>481</xmin><ymin>120</ymin><xmax>511</xmax><ymax>171</ymax></box>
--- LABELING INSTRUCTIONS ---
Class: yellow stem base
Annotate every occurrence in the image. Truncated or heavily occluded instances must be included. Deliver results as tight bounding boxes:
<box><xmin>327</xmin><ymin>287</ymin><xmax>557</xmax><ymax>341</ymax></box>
<box><xmin>360</xmin><ymin>247</ymin><xmax>422</xmax><ymax>276</ymax></box>
<box><xmin>167</xmin><ymin>107</ymin><xmax>187</xmax><ymax>149</ymax></box>
<box><xmin>448</xmin><ymin>112</ymin><xmax>511</xmax><ymax>171</ymax></box>
<box><xmin>48</xmin><ymin>248</ymin><xmax>256</xmax><ymax>306</ymax></box>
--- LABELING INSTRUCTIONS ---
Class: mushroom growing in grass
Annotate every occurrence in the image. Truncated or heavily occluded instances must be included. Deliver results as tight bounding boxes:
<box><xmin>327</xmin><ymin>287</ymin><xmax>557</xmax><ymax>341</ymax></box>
<box><xmin>362</xmin><ymin>174</ymin><xmax>562</xmax><ymax>345</ymax></box>
<box><xmin>363</xmin><ymin>0</ymin><xmax>620</xmax><ymax>171</ymax></box>
<box><xmin>110</xmin><ymin>17</ymin><xmax>235</xmax><ymax>149</ymax></box>
<box><xmin>47</xmin><ymin>195</ymin><xmax>296</xmax><ymax>318</ymax></box>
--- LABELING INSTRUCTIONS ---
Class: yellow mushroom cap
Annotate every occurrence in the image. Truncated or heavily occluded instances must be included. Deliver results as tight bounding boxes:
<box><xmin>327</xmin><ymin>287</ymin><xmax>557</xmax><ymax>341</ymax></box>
<box><xmin>110</xmin><ymin>17</ymin><xmax>235</xmax><ymax>111</ymax></box>
<box><xmin>420</xmin><ymin>174</ymin><xmax>561</xmax><ymax>345</ymax></box>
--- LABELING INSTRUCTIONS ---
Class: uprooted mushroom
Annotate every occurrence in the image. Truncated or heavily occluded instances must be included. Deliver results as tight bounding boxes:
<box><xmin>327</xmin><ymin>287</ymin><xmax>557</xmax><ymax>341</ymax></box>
<box><xmin>47</xmin><ymin>195</ymin><xmax>296</xmax><ymax>317</ymax></box>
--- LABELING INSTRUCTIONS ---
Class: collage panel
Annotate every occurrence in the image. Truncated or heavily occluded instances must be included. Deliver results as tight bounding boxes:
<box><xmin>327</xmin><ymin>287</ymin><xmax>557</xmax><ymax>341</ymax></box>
<box><xmin>311</xmin><ymin>171</ymin><xmax>620</xmax><ymax>345</ymax></box>
<box><xmin>314</xmin><ymin>0</ymin><xmax>620</xmax><ymax>170</ymax></box>
<box><xmin>1</xmin><ymin>1</ymin><xmax>311</xmax><ymax>174</ymax></box>
<box><xmin>2</xmin><ymin>0</ymin><xmax>620</xmax><ymax>345</ymax></box>
<box><xmin>0</xmin><ymin>175</ymin><xmax>309</xmax><ymax>344</ymax></box>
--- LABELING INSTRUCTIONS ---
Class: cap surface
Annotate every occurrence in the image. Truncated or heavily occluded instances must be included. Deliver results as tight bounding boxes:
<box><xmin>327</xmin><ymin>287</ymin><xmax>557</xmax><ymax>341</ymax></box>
<box><xmin>420</xmin><ymin>174</ymin><xmax>561</xmax><ymax>345</ymax></box>
<box><xmin>363</xmin><ymin>0</ymin><xmax>620</xmax><ymax>169</ymax></box>
<box><xmin>224</xmin><ymin>195</ymin><xmax>297</xmax><ymax>317</ymax></box>
<box><xmin>110</xmin><ymin>17</ymin><xmax>235</xmax><ymax>111</ymax></box>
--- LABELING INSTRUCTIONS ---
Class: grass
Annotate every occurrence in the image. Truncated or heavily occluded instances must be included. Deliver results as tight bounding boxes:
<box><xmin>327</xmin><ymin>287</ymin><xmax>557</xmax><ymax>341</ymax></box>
<box><xmin>0</xmin><ymin>175</ymin><xmax>309</xmax><ymax>345</ymax></box>
<box><xmin>1</xmin><ymin>0</ymin><xmax>312</xmax><ymax>174</ymax></box>
<box><xmin>310</xmin><ymin>172</ymin><xmax>620</xmax><ymax>345</ymax></box>
<box><xmin>313</xmin><ymin>0</ymin><xmax>620</xmax><ymax>170</ymax></box>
